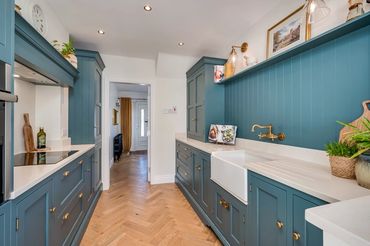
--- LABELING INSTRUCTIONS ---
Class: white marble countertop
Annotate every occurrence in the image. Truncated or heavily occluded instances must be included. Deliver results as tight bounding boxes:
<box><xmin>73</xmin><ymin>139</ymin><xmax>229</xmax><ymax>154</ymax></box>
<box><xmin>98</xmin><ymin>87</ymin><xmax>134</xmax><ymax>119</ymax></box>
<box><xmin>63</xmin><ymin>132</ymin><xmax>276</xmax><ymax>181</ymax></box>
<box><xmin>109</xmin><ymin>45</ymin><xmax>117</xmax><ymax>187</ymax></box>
<box><xmin>11</xmin><ymin>144</ymin><xmax>95</xmax><ymax>199</ymax></box>
<box><xmin>306</xmin><ymin>196</ymin><xmax>370</xmax><ymax>246</ymax></box>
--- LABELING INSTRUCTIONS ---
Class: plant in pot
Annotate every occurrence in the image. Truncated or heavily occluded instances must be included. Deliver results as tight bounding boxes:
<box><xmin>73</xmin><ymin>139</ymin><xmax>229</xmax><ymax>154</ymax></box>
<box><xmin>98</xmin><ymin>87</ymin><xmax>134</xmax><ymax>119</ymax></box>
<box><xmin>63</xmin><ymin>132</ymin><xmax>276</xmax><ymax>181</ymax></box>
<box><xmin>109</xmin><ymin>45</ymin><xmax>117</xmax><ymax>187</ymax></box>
<box><xmin>325</xmin><ymin>141</ymin><xmax>358</xmax><ymax>179</ymax></box>
<box><xmin>339</xmin><ymin>118</ymin><xmax>370</xmax><ymax>189</ymax></box>
<box><xmin>52</xmin><ymin>39</ymin><xmax>78</xmax><ymax>69</ymax></box>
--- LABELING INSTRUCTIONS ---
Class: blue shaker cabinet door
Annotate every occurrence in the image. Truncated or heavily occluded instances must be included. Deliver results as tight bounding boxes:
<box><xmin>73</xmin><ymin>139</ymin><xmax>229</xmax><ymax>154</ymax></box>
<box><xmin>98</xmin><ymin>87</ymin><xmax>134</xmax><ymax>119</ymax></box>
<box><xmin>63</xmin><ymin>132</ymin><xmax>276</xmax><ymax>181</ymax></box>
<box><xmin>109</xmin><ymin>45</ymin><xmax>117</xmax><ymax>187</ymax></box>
<box><xmin>0</xmin><ymin>0</ymin><xmax>14</xmax><ymax>64</ymax></box>
<box><xmin>249</xmin><ymin>174</ymin><xmax>287</xmax><ymax>246</ymax></box>
<box><xmin>0</xmin><ymin>202</ymin><xmax>11</xmax><ymax>246</ymax></box>
<box><xmin>291</xmin><ymin>192</ymin><xmax>325</xmax><ymax>246</ymax></box>
<box><xmin>14</xmin><ymin>180</ymin><xmax>53</xmax><ymax>246</ymax></box>
<box><xmin>199</xmin><ymin>152</ymin><xmax>212</xmax><ymax>216</ymax></box>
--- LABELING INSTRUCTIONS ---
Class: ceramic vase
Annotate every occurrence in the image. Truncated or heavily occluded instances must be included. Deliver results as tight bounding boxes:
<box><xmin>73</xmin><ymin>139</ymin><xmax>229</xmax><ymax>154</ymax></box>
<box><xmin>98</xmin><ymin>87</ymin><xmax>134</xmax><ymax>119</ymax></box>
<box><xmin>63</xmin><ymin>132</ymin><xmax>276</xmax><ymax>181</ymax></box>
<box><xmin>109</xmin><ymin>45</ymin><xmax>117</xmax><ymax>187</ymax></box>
<box><xmin>355</xmin><ymin>154</ymin><xmax>370</xmax><ymax>189</ymax></box>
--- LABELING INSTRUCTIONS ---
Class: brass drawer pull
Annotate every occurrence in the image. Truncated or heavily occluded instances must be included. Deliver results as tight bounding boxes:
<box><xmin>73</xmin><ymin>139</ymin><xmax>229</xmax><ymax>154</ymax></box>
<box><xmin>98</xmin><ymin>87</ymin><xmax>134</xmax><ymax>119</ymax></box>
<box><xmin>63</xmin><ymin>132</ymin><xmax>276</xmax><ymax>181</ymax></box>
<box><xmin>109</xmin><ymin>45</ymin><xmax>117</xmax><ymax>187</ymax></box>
<box><xmin>196</xmin><ymin>165</ymin><xmax>201</xmax><ymax>171</ymax></box>
<box><xmin>184</xmin><ymin>172</ymin><xmax>188</xmax><ymax>176</ymax></box>
<box><xmin>79</xmin><ymin>192</ymin><xmax>84</xmax><ymax>199</ymax></box>
<box><xmin>276</xmin><ymin>221</ymin><xmax>284</xmax><ymax>229</ymax></box>
<box><xmin>219</xmin><ymin>199</ymin><xmax>230</xmax><ymax>210</ymax></box>
<box><xmin>292</xmin><ymin>232</ymin><xmax>301</xmax><ymax>241</ymax></box>
<box><xmin>63</xmin><ymin>171</ymin><xmax>70</xmax><ymax>177</ymax></box>
<box><xmin>49</xmin><ymin>207</ymin><xmax>56</xmax><ymax>213</ymax></box>
<box><xmin>63</xmin><ymin>212</ymin><xmax>70</xmax><ymax>221</ymax></box>
<box><xmin>79</xmin><ymin>160</ymin><xmax>84</xmax><ymax>165</ymax></box>
<box><xmin>184</xmin><ymin>147</ymin><xmax>188</xmax><ymax>151</ymax></box>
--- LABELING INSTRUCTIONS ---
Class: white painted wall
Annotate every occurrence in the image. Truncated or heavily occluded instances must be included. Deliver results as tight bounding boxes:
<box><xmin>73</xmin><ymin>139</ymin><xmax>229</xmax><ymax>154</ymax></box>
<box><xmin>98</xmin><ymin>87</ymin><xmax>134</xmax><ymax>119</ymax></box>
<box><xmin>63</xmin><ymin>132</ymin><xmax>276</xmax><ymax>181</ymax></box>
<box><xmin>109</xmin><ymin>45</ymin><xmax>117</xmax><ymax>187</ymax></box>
<box><xmin>236</xmin><ymin>0</ymin><xmax>370</xmax><ymax>64</ymax></box>
<box><xmin>15</xmin><ymin>0</ymin><xmax>69</xmax><ymax>44</ymax></box>
<box><xmin>13</xmin><ymin>80</ymin><xmax>70</xmax><ymax>154</ymax></box>
<box><xmin>109</xmin><ymin>83</ymin><xmax>121</xmax><ymax>167</ymax></box>
<box><xmin>118</xmin><ymin>91</ymin><xmax>148</xmax><ymax>99</ymax></box>
<box><xmin>101</xmin><ymin>53</ymin><xmax>198</xmax><ymax>189</ymax></box>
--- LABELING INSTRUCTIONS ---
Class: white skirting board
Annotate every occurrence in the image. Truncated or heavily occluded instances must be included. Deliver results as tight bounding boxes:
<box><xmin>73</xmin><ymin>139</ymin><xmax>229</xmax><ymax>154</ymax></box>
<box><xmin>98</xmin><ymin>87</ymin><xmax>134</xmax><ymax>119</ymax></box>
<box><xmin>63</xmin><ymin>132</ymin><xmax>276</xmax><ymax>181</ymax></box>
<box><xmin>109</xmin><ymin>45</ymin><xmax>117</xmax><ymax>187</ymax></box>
<box><xmin>150</xmin><ymin>174</ymin><xmax>175</xmax><ymax>185</ymax></box>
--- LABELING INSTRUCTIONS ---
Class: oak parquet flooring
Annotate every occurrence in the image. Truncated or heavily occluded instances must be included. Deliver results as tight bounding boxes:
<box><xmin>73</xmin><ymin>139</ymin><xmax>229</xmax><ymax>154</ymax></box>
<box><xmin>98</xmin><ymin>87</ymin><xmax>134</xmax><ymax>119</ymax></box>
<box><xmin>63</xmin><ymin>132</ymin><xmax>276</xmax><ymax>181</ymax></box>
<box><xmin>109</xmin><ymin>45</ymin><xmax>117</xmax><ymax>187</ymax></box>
<box><xmin>80</xmin><ymin>152</ymin><xmax>221</xmax><ymax>246</ymax></box>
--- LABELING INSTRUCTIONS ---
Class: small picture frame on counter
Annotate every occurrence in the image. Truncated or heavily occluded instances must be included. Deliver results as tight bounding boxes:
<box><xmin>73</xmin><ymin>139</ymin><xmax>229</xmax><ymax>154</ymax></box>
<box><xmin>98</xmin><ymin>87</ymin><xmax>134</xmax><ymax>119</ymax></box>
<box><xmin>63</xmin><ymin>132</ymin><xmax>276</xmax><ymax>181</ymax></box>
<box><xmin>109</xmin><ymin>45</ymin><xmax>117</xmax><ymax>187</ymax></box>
<box><xmin>208</xmin><ymin>124</ymin><xmax>237</xmax><ymax>145</ymax></box>
<box><xmin>214</xmin><ymin>65</ymin><xmax>225</xmax><ymax>83</ymax></box>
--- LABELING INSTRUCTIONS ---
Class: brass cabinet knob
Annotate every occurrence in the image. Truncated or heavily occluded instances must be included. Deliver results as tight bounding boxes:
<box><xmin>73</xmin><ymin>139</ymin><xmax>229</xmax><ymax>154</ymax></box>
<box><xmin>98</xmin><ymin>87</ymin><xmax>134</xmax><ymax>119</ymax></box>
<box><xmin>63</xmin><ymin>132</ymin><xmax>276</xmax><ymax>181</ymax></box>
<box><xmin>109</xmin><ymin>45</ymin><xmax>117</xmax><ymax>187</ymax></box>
<box><xmin>276</xmin><ymin>221</ymin><xmax>284</xmax><ymax>229</ymax></box>
<box><xmin>196</xmin><ymin>165</ymin><xmax>201</xmax><ymax>171</ymax></box>
<box><xmin>49</xmin><ymin>207</ymin><xmax>56</xmax><ymax>213</ymax></box>
<box><xmin>78</xmin><ymin>192</ymin><xmax>84</xmax><ymax>199</ymax></box>
<box><xmin>219</xmin><ymin>199</ymin><xmax>230</xmax><ymax>210</ymax></box>
<box><xmin>63</xmin><ymin>212</ymin><xmax>70</xmax><ymax>221</ymax></box>
<box><xmin>79</xmin><ymin>160</ymin><xmax>84</xmax><ymax>165</ymax></box>
<box><xmin>63</xmin><ymin>171</ymin><xmax>70</xmax><ymax>177</ymax></box>
<box><xmin>292</xmin><ymin>232</ymin><xmax>301</xmax><ymax>241</ymax></box>
<box><xmin>184</xmin><ymin>172</ymin><xmax>188</xmax><ymax>176</ymax></box>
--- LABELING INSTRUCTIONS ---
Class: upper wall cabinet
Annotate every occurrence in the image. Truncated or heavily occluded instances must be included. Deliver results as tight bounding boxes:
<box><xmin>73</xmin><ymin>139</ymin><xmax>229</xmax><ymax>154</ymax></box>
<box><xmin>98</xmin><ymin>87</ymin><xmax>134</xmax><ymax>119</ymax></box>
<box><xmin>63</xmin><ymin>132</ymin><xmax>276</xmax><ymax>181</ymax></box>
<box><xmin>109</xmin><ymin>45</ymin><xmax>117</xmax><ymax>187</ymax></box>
<box><xmin>69</xmin><ymin>49</ymin><xmax>105</xmax><ymax>145</ymax></box>
<box><xmin>0</xmin><ymin>0</ymin><xmax>14</xmax><ymax>64</ymax></box>
<box><xmin>14</xmin><ymin>12</ymin><xmax>78</xmax><ymax>87</ymax></box>
<box><xmin>186</xmin><ymin>57</ymin><xmax>226</xmax><ymax>142</ymax></box>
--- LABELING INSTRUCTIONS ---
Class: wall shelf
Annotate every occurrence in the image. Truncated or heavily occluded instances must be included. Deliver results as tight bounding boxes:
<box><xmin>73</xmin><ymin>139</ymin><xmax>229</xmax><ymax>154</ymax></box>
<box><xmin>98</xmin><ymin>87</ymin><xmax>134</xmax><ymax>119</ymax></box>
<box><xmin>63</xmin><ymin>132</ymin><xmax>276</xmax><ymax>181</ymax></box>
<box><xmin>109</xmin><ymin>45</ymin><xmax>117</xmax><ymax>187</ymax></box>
<box><xmin>221</xmin><ymin>12</ymin><xmax>370</xmax><ymax>84</ymax></box>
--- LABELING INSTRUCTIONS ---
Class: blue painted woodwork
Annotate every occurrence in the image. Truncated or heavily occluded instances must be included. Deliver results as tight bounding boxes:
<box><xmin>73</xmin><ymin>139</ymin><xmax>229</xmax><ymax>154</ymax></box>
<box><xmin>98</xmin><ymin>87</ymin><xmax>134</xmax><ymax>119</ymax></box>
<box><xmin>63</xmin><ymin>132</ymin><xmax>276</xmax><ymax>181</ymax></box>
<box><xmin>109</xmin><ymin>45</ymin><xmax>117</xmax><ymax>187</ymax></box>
<box><xmin>248</xmin><ymin>171</ymin><xmax>326</xmax><ymax>246</ymax></box>
<box><xmin>14</xmin><ymin>179</ymin><xmax>54</xmax><ymax>246</ymax></box>
<box><xmin>0</xmin><ymin>0</ymin><xmax>14</xmax><ymax>64</ymax></box>
<box><xmin>93</xmin><ymin>143</ymin><xmax>103</xmax><ymax>192</ymax></box>
<box><xmin>0</xmin><ymin>201</ymin><xmax>11</xmax><ymax>246</ymax></box>
<box><xmin>175</xmin><ymin>141</ymin><xmax>247</xmax><ymax>246</ymax></box>
<box><xmin>225</xmin><ymin>24</ymin><xmax>370</xmax><ymax>150</ymax></box>
<box><xmin>221</xmin><ymin>11</ymin><xmax>370</xmax><ymax>84</ymax></box>
<box><xmin>69</xmin><ymin>49</ymin><xmax>105</xmax><ymax>145</ymax></box>
<box><xmin>187</xmin><ymin>57</ymin><xmax>226</xmax><ymax>142</ymax></box>
<box><xmin>14</xmin><ymin>13</ymin><xmax>78</xmax><ymax>87</ymax></box>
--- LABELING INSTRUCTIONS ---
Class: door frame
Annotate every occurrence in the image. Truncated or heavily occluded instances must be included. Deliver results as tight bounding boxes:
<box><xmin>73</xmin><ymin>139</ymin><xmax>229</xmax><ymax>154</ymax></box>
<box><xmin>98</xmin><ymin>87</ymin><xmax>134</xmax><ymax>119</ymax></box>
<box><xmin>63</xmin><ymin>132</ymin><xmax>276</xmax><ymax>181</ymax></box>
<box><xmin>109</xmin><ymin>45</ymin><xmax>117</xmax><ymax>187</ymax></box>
<box><xmin>102</xmin><ymin>81</ymin><xmax>152</xmax><ymax>189</ymax></box>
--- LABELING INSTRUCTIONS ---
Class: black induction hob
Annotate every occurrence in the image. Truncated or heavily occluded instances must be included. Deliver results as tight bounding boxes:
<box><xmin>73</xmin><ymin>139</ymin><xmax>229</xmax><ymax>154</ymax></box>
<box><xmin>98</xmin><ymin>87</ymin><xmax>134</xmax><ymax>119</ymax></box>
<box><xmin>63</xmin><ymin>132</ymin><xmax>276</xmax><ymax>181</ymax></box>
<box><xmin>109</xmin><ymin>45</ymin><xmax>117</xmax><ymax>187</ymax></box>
<box><xmin>14</xmin><ymin>151</ymin><xmax>78</xmax><ymax>166</ymax></box>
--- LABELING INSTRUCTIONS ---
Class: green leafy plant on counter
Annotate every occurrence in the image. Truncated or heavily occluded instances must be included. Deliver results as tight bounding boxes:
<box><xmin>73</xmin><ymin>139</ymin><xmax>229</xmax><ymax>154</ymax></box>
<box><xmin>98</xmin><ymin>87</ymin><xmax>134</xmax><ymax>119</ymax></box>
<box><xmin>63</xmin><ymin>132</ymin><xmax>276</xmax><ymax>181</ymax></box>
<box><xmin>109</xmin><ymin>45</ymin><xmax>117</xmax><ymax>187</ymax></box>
<box><xmin>325</xmin><ymin>141</ymin><xmax>358</xmax><ymax>158</ymax></box>
<box><xmin>52</xmin><ymin>39</ymin><xmax>76</xmax><ymax>57</ymax></box>
<box><xmin>338</xmin><ymin>118</ymin><xmax>370</xmax><ymax>158</ymax></box>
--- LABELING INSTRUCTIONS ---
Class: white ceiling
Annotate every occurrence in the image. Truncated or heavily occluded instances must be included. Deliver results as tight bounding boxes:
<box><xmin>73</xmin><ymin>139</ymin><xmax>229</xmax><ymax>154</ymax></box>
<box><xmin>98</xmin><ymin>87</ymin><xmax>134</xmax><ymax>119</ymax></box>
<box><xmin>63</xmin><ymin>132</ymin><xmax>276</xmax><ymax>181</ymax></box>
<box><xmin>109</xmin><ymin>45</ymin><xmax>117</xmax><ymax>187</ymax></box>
<box><xmin>47</xmin><ymin>0</ymin><xmax>282</xmax><ymax>59</ymax></box>
<box><xmin>114</xmin><ymin>83</ymin><xmax>148</xmax><ymax>93</ymax></box>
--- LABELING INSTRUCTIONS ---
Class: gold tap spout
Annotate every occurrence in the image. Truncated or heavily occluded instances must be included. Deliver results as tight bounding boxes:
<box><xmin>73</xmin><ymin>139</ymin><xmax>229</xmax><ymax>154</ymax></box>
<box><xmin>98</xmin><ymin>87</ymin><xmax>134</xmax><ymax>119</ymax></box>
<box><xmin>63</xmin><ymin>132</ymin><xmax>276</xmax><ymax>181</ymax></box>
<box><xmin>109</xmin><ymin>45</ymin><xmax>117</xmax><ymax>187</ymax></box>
<box><xmin>251</xmin><ymin>124</ymin><xmax>285</xmax><ymax>141</ymax></box>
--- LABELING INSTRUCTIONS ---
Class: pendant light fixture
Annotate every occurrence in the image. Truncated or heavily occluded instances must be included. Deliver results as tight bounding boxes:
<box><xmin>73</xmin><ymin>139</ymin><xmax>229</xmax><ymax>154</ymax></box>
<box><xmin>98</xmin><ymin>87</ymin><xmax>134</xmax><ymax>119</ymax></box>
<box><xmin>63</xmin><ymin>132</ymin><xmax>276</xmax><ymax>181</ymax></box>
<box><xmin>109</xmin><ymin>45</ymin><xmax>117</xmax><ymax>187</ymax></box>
<box><xmin>304</xmin><ymin>0</ymin><xmax>331</xmax><ymax>24</ymax></box>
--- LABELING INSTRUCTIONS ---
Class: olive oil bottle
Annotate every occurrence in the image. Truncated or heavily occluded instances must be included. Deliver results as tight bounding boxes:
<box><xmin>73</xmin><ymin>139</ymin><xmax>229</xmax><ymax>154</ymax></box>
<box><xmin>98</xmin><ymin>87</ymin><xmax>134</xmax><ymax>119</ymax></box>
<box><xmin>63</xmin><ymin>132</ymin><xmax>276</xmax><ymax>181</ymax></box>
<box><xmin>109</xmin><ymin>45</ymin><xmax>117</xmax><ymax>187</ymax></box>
<box><xmin>37</xmin><ymin>127</ymin><xmax>46</xmax><ymax>149</ymax></box>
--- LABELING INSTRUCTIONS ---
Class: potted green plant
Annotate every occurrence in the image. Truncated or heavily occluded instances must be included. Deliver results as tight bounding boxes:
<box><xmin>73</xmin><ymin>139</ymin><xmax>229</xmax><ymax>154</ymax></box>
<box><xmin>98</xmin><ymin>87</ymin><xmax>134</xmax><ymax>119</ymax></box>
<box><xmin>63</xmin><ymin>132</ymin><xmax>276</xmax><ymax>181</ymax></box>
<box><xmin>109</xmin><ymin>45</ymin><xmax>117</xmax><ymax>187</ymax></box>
<box><xmin>338</xmin><ymin>118</ymin><xmax>370</xmax><ymax>188</ymax></box>
<box><xmin>325</xmin><ymin>141</ymin><xmax>358</xmax><ymax>179</ymax></box>
<box><xmin>52</xmin><ymin>39</ymin><xmax>77</xmax><ymax>69</ymax></box>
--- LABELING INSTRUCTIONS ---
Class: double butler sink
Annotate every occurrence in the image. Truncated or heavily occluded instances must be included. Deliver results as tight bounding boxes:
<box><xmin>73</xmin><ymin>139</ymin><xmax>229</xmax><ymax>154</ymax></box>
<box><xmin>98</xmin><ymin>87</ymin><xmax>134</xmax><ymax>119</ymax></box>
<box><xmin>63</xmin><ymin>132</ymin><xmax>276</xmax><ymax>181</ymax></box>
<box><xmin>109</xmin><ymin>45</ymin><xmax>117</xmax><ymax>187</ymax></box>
<box><xmin>211</xmin><ymin>150</ymin><xmax>273</xmax><ymax>204</ymax></box>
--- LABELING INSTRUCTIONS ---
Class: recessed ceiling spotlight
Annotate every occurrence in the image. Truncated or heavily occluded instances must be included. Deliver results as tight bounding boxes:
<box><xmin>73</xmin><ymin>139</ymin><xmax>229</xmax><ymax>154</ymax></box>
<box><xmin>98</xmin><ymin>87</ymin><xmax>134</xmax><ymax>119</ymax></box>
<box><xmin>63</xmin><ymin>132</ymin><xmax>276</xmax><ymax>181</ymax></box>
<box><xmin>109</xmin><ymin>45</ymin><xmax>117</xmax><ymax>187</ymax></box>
<box><xmin>97</xmin><ymin>29</ymin><xmax>105</xmax><ymax>35</ymax></box>
<box><xmin>144</xmin><ymin>4</ymin><xmax>152</xmax><ymax>11</ymax></box>
<box><xmin>178</xmin><ymin>42</ymin><xmax>185</xmax><ymax>47</ymax></box>
<box><xmin>139</xmin><ymin>83</ymin><xmax>146</xmax><ymax>86</ymax></box>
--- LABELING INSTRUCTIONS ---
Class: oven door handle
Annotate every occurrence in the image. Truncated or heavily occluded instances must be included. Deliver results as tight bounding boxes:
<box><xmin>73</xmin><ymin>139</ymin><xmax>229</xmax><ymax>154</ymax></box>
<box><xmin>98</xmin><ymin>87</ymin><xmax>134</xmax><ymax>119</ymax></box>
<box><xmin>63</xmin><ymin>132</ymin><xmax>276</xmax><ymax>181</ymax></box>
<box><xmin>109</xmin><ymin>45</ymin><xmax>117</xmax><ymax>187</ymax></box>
<box><xmin>0</xmin><ymin>90</ymin><xmax>18</xmax><ymax>102</ymax></box>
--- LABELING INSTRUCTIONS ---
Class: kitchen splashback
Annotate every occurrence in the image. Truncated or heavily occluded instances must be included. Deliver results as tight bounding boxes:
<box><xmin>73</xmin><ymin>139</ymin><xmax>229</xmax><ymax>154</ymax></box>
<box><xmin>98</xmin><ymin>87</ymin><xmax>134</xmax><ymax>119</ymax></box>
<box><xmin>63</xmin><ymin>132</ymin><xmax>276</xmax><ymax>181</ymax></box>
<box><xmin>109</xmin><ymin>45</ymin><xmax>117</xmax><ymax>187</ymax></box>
<box><xmin>225</xmin><ymin>25</ymin><xmax>370</xmax><ymax>150</ymax></box>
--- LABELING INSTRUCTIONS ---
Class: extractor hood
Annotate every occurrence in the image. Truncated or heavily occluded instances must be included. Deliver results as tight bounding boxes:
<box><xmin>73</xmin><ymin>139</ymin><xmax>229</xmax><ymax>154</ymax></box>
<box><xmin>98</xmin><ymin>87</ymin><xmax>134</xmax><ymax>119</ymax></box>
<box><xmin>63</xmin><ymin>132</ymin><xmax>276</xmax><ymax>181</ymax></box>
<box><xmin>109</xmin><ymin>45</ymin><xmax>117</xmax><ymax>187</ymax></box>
<box><xmin>14</xmin><ymin>62</ymin><xmax>58</xmax><ymax>86</ymax></box>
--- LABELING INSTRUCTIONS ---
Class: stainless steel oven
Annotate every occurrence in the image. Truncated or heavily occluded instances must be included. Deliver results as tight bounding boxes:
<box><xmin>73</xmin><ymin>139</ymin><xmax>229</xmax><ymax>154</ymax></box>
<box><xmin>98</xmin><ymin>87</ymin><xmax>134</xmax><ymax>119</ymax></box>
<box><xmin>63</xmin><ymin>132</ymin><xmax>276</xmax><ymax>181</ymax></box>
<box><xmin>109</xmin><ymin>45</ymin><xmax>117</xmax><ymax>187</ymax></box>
<box><xmin>0</xmin><ymin>61</ymin><xmax>18</xmax><ymax>203</ymax></box>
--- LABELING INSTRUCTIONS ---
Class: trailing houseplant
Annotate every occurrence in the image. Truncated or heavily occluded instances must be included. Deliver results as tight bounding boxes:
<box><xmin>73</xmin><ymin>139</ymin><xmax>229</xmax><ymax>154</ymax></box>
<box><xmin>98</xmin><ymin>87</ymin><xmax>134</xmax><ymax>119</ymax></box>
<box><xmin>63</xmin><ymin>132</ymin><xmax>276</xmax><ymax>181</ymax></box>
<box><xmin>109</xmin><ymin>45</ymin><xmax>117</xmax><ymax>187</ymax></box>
<box><xmin>325</xmin><ymin>141</ymin><xmax>358</xmax><ymax>179</ymax></box>
<box><xmin>52</xmin><ymin>39</ymin><xmax>78</xmax><ymax>69</ymax></box>
<box><xmin>338</xmin><ymin>118</ymin><xmax>370</xmax><ymax>188</ymax></box>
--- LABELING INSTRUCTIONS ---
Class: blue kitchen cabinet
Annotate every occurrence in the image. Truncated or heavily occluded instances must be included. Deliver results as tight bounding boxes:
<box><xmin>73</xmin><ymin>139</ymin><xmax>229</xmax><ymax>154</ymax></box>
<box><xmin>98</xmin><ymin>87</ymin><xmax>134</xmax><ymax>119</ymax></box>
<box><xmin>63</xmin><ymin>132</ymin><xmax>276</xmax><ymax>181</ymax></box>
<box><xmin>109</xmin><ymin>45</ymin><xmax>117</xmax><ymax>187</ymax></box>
<box><xmin>0</xmin><ymin>201</ymin><xmax>11</xmax><ymax>246</ymax></box>
<box><xmin>248</xmin><ymin>172</ymin><xmax>326</xmax><ymax>246</ymax></box>
<box><xmin>213</xmin><ymin>182</ymin><xmax>247</xmax><ymax>246</ymax></box>
<box><xmin>69</xmin><ymin>49</ymin><xmax>105</xmax><ymax>145</ymax></box>
<box><xmin>197</xmin><ymin>151</ymin><xmax>213</xmax><ymax>216</ymax></box>
<box><xmin>0</xmin><ymin>0</ymin><xmax>14</xmax><ymax>64</ymax></box>
<box><xmin>83</xmin><ymin>151</ymin><xmax>95</xmax><ymax>212</ymax></box>
<box><xmin>93</xmin><ymin>143</ymin><xmax>103</xmax><ymax>192</ymax></box>
<box><xmin>14</xmin><ymin>179</ymin><xmax>54</xmax><ymax>246</ymax></box>
<box><xmin>186</xmin><ymin>57</ymin><xmax>226</xmax><ymax>142</ymax></box>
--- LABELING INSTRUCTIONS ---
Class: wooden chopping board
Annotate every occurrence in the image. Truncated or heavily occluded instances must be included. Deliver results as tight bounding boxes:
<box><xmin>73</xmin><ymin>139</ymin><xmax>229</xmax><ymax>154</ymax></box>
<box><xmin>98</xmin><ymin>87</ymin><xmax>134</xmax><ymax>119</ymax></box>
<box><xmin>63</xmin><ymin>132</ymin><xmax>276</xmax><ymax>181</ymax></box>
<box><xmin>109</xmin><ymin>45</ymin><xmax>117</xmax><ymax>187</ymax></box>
<box><xmin>23</xmin><ymin>113</ymin><xmax>36</xmax><ymax>152</ymax></box>
<box><xmin>339</xmin><ymin>100</ymin><xmax>370</xmax><ymax>142</ymax></box>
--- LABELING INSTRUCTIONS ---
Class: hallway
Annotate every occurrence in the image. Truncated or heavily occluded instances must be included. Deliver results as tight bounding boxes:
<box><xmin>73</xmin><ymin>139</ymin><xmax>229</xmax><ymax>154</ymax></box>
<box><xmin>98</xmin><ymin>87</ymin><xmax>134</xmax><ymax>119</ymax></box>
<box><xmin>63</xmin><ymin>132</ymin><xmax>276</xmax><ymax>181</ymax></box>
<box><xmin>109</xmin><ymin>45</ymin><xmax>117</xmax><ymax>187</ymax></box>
<box><xmin>81</xmin><ymin>152</ymin><xmax>221</xmax><ymax>246</ymax></box>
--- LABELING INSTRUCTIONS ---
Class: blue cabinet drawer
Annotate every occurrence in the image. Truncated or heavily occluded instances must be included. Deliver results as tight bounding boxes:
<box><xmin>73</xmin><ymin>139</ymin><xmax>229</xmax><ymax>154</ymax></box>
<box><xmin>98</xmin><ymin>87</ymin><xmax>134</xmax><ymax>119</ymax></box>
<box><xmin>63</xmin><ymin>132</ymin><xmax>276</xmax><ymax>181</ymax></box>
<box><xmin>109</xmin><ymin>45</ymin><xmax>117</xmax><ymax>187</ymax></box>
<box><xmin>55</xmin><ymin>186</ymin><xmax>85</xmax><ymax>246</ymax></box>
<box><xmin>176</xmin><ymin>159</ymin><xmax>191</xmax><ymax>189</ymax></box>
<box><xmin>176</xmin><ymin>141</ymin><xmax>193</xmax><ymax>168</ymax></box>
<box><xmin>54</xmin><ymin>155</ymin><xmax>85</xmax><ymax>211</ymax></box>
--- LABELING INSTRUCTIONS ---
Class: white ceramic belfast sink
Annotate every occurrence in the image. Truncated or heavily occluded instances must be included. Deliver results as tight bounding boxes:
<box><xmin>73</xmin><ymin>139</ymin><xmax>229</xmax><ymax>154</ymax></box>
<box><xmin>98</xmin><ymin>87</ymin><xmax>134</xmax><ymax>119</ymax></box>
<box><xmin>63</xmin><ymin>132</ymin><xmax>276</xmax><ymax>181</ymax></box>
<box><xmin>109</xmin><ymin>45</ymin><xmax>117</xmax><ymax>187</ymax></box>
<box><xmin>211</xmin><ymin>150</ymin><xmax>273</xmax><ymax>204</ymax></box>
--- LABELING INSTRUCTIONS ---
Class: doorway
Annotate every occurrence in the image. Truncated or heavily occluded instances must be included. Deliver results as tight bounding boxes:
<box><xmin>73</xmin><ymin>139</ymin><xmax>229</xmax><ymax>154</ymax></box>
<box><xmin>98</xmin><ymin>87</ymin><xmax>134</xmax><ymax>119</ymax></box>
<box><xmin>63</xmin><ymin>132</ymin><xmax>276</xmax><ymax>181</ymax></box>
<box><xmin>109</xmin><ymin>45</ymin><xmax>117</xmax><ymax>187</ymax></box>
<box><xmin>108</xmin><ymin>82</ymin><xmax>151</xmax><ymax>184</ymax></box>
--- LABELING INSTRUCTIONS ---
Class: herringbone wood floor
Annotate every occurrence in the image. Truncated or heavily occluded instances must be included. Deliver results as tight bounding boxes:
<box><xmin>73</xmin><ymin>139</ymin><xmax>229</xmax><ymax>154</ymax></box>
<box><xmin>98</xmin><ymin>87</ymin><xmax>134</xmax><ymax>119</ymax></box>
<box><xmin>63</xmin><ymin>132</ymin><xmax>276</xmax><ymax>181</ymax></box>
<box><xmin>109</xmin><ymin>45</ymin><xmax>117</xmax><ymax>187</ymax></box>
<box><xmin>80</xmin><ymin>152</ymin><xmax>222</xmax><ymax>246</ymax></box>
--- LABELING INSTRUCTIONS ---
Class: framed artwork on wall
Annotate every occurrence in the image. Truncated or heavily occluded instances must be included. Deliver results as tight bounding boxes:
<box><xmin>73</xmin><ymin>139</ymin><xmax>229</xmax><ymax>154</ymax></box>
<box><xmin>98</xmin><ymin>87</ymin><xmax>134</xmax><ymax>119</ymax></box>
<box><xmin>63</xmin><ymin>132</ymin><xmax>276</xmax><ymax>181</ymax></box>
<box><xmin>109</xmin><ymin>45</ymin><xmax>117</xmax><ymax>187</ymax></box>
<box><xmin>113</xmin><ymin>109</ymin><xmax>119</xmax><ymax>125</ymax></box>
<box><xmin>266</xmin><ymin>5</ymin><xmax>311</xmax><ymax>58</ymax></box>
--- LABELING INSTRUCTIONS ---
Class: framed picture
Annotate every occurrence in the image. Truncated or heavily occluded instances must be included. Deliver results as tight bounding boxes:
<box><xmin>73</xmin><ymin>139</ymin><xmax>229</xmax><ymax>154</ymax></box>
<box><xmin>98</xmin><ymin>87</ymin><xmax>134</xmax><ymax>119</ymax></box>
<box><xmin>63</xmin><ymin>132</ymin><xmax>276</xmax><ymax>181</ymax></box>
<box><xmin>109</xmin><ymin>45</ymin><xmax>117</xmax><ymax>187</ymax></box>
<box><xmin>112</xmin><ymin>109</ymin><xmax>119</xmax><ymax>125</ymax></box>
<box><xmin>208</xmin><ymin>124</ymin><xmax>237</xmax><ymax>145</ymax></box>
<box><xmin>266</xmin><ymin>5</ymin><xmax>311</xmax><ymax>58</ymax></box>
